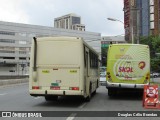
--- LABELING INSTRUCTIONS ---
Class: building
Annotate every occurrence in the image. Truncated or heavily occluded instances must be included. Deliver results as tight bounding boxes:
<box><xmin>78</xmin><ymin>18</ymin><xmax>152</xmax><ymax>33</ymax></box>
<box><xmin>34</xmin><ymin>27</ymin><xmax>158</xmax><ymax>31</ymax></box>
<box><xmin>54</xmin><ymin>13</ymin><xmax>85</xmax><ymax>31</ymax></box>
<box><xmin>149</xmin><ymin>0</ymin><xmax>160</xmax><ymax>36</ymax></box>
<box><xmin>137</xmin><ymin>0</ymin><xmax>150</xmax><ymax>36</ymax></box>
<box><xmin>124</xmin><ymin>0</ymin><xmax>160</xmax><ymax>43</ymax></box>
<box><xmin>124</xmin><ymin>0</ymin><xmax>141</xmax><ymax>43</ymax></box>
<box><xmin>101</xmin><ymin>36</ymin><xmax>126</xmax><ymax>47</ymax></box>
<box><xmin>101</xmin><ymin>36</ymin><xmax>125</xmax><ymax>66</ymax></box>
<box><xmin>0</xmin><ymin>21</ymin><xmax>100</xmax><ymax>76</ymax></box>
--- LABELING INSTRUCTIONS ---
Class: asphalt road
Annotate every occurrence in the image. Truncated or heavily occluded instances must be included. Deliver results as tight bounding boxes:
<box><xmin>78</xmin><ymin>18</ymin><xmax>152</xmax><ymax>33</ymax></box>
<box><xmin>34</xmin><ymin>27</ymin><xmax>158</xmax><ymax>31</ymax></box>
<box><xmin>0</xmin><ymin>83</ymin><xmax>160</xmax><ymax>120</ymax></box>
<box><xmin>151</xmin><ymin>77</ymin><xmax>160</xmax><ymax>83</ymax></box>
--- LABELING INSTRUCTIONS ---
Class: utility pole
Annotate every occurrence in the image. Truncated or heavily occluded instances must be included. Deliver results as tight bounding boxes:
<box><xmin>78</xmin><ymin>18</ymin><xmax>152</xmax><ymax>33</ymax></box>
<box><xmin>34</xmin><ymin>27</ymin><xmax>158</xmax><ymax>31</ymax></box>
<box><xmin>154</xmin><ymin>0</ymin><xmax>159</xmax><ymax>36</ymax></box>
<box><xmin>136</xmin><ymin>9</ymin><xmax>140</xmax><ymax>44</ymax></box>
<box><xmin>130</xmin><ymin>0</ymin><xmax>140</xmax><ymax>44</ymax></box>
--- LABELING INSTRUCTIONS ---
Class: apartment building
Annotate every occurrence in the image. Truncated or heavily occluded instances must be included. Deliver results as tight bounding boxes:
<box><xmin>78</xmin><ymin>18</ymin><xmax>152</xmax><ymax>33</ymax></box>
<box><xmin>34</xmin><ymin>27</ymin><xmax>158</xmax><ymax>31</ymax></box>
<box><xmin>124</xmin><ymin>0</ymin><xmax>160</xmax><ymax>42</ymax></box>
<box><xmin>54</xmin><ymin>13</ymin><xmax>85</xmax><ymax>31</ymax></box>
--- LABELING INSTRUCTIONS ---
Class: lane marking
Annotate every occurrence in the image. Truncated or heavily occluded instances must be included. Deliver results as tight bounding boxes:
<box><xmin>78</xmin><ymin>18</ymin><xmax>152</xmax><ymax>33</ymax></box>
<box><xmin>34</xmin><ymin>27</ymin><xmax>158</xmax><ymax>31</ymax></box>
<box><xmin>66</xmin><ymin>113</ymin><xmax>77</xmax><ymax>120</ymax></box>
<box><xmin>34</xmin><ymin>97</ymin><xmax>41</xmax><ymax>99</ymax></box>
<box><xmin>78</xmin><ymin>103</ymin><xmax>87</xmax><ymax>109</ymax></box>
<box><xmin>0</xmin><ymin>93</ymin><xmax>7</xmax><ymax>96</ymax></box>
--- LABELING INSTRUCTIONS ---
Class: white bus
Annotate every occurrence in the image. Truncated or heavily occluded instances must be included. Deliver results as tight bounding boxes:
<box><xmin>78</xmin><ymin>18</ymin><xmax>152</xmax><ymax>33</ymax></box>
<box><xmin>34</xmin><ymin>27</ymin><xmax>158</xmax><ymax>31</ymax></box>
<box><xmin>29</xmin><ymin>37</ymin><xmax>99</xmax><ymax>101</ymax></box>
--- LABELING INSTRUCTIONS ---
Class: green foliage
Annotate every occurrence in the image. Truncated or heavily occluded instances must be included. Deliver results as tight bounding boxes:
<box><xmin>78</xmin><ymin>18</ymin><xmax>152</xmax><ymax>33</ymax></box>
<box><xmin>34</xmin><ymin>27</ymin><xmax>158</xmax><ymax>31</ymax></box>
<box><xmin>140</xmin><ymin>35</ymin><xmax>160</xmax><ymax>72</ymax></box>
<box><xmin>101</xmin><ymin>47</ymin><xmax>108</xmax><ymax>66</ymax></box>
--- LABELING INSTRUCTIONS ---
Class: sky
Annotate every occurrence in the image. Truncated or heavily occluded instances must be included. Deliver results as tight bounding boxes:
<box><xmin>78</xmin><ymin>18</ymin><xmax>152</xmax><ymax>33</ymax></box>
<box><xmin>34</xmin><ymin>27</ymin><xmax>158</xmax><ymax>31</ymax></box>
<box><xmin>0</xmin><ymin>0</ymin><xmax>124</xmax><ymax>36</ymax></box>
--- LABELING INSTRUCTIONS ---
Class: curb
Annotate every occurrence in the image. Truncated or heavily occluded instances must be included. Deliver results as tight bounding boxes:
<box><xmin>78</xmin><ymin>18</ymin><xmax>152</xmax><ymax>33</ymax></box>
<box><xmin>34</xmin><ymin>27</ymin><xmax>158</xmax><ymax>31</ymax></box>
<box><xmin>0</xmin><ymin>79</ymin><xmax>28</xmax><ymax>86</ymax></box>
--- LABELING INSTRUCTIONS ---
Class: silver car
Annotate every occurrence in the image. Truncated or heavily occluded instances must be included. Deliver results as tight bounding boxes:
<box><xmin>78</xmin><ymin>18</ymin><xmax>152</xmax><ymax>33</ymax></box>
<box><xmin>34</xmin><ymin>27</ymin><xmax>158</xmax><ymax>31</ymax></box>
<box><xmin>150</xmin><ymin>72</ymin><xmax>160</xmax><ymax>78</ymax></box>
<box><xmin>100</xmin><ymin>72</ymin><xmax>106</xmax><ymax>86</ymax></box>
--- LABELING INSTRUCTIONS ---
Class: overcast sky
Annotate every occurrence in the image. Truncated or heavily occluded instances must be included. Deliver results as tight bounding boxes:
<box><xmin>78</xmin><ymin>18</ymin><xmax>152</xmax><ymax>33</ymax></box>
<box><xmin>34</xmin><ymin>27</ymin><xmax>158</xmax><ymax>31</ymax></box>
<box><xmin>0</xmin><ymin>0</ymin><xmax>124</xmax><ymax>36</ymax></box>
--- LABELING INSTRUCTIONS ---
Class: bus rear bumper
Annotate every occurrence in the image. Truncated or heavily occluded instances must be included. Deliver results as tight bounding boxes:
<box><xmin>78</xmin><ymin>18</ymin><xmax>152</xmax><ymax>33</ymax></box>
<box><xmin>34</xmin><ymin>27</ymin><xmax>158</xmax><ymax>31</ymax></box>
<box><xmin>106</xmin><ymin>81</ymin><xmax>149</xmax><ymax>89</ymax></box>
<box><xmin>29</xmin><ymin>90</ymin><xmax>83</xmax><ymax>96</ymax></box>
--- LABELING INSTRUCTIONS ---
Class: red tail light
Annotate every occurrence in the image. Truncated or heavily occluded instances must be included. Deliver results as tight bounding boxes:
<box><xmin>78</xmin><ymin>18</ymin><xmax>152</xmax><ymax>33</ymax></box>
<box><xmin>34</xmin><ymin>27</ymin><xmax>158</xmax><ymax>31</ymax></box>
<box><xmin>32</xmin><ymin>86</ymin><xmax>40</xmax><ymax>89</ymax></box>
<box><xmin>70</xmin><ymin>87</ymin><xmax>79</xmax><ymax>90</ymax></box>
<box><xmin>107</xmin><ymin>72</ymin><xmax>110</xmax><ymax>75</ymax></box>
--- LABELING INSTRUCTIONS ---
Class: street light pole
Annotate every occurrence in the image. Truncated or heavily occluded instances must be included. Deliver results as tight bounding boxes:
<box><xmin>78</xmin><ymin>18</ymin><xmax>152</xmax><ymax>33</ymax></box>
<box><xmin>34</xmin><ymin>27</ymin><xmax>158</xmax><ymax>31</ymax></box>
<box><xmin>107</xmin><ymin>17</ymin><xmax>134</xmax><ymax>44</ymax></box>
<box><xmin>107</xmin><ymin>18</ymin><xmax>124</xmax><ymax>24</ymax></box>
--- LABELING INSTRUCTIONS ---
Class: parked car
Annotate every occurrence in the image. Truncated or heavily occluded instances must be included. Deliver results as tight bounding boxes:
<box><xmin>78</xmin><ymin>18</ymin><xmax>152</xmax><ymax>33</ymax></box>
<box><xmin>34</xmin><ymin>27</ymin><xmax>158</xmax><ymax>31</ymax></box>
<box><xmin>100</xmin><ymin>72</ymin><xmax>106</xmax><ymax>86</ymax></box>
<box><xmin>150</xmin><ymin>72</ymin><xmax>160</xmax><ymax>78</ymax></box>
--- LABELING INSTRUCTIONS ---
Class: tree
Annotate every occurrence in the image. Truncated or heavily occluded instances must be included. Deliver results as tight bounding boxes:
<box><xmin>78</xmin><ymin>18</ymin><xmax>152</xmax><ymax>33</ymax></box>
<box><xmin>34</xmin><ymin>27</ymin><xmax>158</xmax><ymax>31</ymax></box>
<box><xmin>140</xmin><ymin>35</ymin><xmax>160</xmax><ymax>72</ymax></box>
<box><xmin>101</xmin><ymin>47</ymin><xmax>108</xmax><ymax>66</ymax></box>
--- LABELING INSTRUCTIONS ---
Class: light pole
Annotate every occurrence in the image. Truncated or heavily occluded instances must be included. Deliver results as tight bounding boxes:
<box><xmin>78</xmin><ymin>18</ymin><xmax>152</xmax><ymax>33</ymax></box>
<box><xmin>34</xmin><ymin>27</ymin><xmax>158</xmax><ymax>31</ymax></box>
<box><xmin>107</xmin><ymin>17</ymin><xmax>134</xmax><ymax>44</ymax></box>
<box><xmin>107</xmin><ymin>18</ymin><xmax>124</xmax><ymax>24</ymax></box>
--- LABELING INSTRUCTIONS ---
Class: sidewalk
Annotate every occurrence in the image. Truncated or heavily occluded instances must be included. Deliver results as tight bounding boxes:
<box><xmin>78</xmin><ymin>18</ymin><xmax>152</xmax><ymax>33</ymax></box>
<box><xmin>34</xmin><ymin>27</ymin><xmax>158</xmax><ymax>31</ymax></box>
<box><xmin>0</xmin><ymin>78</ymin><xmax>28</xmax><ymax>86</ymax></box>
<box><xmin>150</xmin><ymin>77</ymin><xmax>160</xmax><ymax>84</ymax></box>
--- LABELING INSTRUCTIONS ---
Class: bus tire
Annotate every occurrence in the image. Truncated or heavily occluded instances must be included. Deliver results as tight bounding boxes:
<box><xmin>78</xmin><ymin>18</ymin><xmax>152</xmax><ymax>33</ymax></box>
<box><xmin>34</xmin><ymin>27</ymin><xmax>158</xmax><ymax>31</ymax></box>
<box><xmin>96</xmin><ymin>80</ymin><xmax>99</xmax><ymax>88</ymax></box>
<box><xmin>45</xmin><ymin>95</ymin><xmax>58</xmax><ymax>101</ymax></box>
<box><xmin>93</xmin><ymin>89</ymin><xmax>96</xmax><ymax>95</ymax></box>
<box><xmin>108</xmin><ymin>88</ymin><xmax>117</xmax><ymax>97</ymax></box>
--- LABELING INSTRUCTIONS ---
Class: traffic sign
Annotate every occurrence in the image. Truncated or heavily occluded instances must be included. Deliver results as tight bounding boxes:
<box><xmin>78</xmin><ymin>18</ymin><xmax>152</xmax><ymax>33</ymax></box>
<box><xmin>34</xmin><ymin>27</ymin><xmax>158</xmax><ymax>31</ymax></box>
<box><xmin>143</xmin><ymin>85</ymin><xmax>160</xmax><ymax>109</ymax></box>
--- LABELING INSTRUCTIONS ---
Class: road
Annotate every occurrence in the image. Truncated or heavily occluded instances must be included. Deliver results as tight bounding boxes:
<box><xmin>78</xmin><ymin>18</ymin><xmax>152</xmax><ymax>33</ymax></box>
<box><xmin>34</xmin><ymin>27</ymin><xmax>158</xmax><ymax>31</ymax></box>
<box><xmin>151</xmin><ymin>77</ymin><xmax>160</xmax><ymax>84</ymax></box>
<box><xmin>0</xmin><ymin>83</ymin><xmax>160</xmax><ymax>120</ymax></box>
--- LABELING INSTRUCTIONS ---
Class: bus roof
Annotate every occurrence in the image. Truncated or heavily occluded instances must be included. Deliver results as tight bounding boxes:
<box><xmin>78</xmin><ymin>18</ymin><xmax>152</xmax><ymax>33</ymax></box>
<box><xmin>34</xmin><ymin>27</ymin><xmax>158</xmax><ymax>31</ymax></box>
<box><xmin>35</xmin><ymin>36</ymin><xmax>99</xmax><ymax>56</ymax></box>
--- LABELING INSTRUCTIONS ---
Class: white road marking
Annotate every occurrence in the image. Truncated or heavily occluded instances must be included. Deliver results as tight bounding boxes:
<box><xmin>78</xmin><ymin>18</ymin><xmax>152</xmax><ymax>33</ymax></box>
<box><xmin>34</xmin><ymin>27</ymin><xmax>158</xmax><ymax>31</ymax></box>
<box><xmin>66</xmin><ymin>113</ymin><xmax>77</xmax><ymax>120</ymax></box>
<box><xmin>0</xmin><ymin>93</ymin><xmax>7</xmax><ymax>96</ymax></box>
<box><xmin>34</xmin><ymin>97</ymin><xmax>41</xmax><ymax>99</ymax></box>
<box><xmin>78</xmin><ymin>103</ymin><xmax>87</xmax><ymax>109</ymax></box>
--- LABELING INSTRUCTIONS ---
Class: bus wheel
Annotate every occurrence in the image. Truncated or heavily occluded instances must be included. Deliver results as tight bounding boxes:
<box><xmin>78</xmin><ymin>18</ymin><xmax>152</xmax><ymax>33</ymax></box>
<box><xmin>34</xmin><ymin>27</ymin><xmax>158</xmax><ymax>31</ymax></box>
<box><xmin>45</xmin><ymin>95</ymin><xmax>58</xmax><ymax>101</ymax></box>
<box><xmin>93</xmin><ymin>89</ymin><xmax>96</xmax><ymax>95</ymax></box>
<box><xmin>96</xmin><ymin>80</ymin><xmax>99</xmax><ymax>88</ymax></box>
<box><xmin>108</xmin><ymin>88</ymin><xmax>116</xmax><ymax>97</ymax></box>
<box><xmin>108</xmin><ymin>89</ymin><xmax>112</xmax><ymax>97</ymax></box>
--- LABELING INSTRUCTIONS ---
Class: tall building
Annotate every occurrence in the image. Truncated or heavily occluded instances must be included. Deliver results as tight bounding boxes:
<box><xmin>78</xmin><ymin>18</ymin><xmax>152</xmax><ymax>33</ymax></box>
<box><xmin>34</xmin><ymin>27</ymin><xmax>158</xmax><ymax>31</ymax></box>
<box><xmin>124</xmin><ymin>0</ymin><xmax>160</xmax><ymax>43</ymax></box>
<box><xmin>137</xmin><ymin>0</ymin><xmax>150</xmax><ymax>36</ymax></box>
<box><xmin>54</xmin><ymin>13</ymin><xmax>85</xmax><ymax>31</ymax></box>
<box><xmin>149</xmin><ymin>0</ymin><xmax>160</xmax><ymax>36</ymax></box>
<box><xmin>0</xmin><ymin>21</ymin><xmax>100</xmax><ymax>76</ymax></box>
<box><xmin>124</xmin><ymin>0</ymin><xmax>137</xmax><ymax>43</ymax></box>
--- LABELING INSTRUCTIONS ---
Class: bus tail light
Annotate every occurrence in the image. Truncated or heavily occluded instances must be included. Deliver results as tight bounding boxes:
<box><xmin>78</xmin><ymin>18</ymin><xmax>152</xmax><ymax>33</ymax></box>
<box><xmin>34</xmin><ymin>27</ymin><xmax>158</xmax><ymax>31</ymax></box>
<box><xmin>144</xmin><ymin>75</ymin><xmax>149</xmax><ymax>84</ymax></box>
<box><xmin>32</xmin><ymin>86</ymin><xmax>40</xmax><ymax>89</ymax></box>
<box><xmin>70</xmin><ymin>87</ymin><xmax>79</xmax><ymax>90</ymax></box>
<box><xmin>50</xmin><ymin>86</ymin><xmax>60</xmax><ymax>90</ymax></box>
<box><xmin>107</xmin><ymin>72</ymin><xmax>111</xmax><ymax>78</ymax></box>
<box><xmin>108</xmin><ymin>75</ymin><xmax>111</xmax><ymax>78</ymax></box>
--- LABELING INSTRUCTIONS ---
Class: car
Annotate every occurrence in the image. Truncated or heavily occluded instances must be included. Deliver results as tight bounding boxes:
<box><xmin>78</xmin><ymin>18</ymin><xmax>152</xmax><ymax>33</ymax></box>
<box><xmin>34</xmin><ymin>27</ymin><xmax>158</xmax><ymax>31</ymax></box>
<box><xmin>100</xmin><ymin>72</ymin><xmax>106</xmax><ymax>86</ymax></box>
<box><xmin>150</xmin><ymin>72</ymin><xmax>160</xmax><ymax>78</ymax></box>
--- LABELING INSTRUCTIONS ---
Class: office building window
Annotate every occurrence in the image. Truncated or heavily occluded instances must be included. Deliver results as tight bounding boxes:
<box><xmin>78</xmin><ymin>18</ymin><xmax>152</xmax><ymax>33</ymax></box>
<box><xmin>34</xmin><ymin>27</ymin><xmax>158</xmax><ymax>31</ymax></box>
<box><xmin>72</xmin><ymin>17</ymin><xmax>80</xmax><ymax>24</ymax></box>
<box><xmin>0</xmin><ymin>31</ymin><xmax>15</xmax><ymax>36</ymax></box>
<box><xmin>2</xmin><ymin>57</ymin><xmax>15</xmax><ymax>59</ymax></box>
<box><xmin>0</xmin><ymin>50</ymin><xmax>15</xmax><ymax>53</ymax></box>
<box><xmin>0</xmin><ymin>39</ymin><xmax>15</xmax><ymax>43</ymax></box>
<box><xmin>19</xmin><ymin>41</ymin><xmax>27</xmax><ymax>45</ymax></box>
<box><xmin>19</xmin><ymin>51</ymin><xmax>27</xmax><ymax>54</ymax></box>
<box><xmin>19</xmin><ymin>57</ymin><xmax>26</xmax><ymax>60</ymax></box>
<box><xmin>19</xmin><ymin>47</ymin><xmax>26</xmax><ymax>51</ymax></box>
<box><xmin>66</xmin><ymin>19</ymin><xmax>68</xmax><ymax>29</ymax></box>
